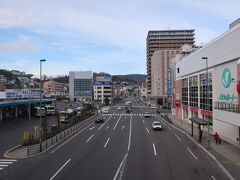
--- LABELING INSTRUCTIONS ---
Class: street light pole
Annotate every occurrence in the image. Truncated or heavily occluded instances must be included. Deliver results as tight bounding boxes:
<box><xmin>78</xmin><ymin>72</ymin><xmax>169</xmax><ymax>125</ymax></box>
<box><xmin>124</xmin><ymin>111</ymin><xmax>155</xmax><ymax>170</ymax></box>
<box><xmin>39</xmin><ymin>59</ymin><xmax>46</xmax><ymax>152</ymax></box>
<box><xmin>202</xmin><ymin>57</ymin><xmax>210</xmax><ymax>150</ymax></box>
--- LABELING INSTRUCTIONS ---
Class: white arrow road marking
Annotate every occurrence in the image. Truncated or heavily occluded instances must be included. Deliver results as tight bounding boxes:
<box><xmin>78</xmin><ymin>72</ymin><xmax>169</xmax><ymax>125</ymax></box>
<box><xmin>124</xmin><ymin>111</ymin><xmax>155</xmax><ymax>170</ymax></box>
<box><xmin>89</xmin><ymin>126</ymin><xmax>95</xmax><ymax>130</ymax></box>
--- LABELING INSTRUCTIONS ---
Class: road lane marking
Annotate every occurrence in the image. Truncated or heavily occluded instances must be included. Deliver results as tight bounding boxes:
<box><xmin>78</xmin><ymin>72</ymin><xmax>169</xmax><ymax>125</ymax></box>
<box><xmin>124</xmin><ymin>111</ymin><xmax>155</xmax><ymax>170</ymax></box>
<box><xmin>98</xmin><ymin>116</ymin><xmax>112</xmax><ymax>130</ymax></box>
<box><xmin>86</xmin><ymin>134</ymin><xmax>94</xmax><ymax>142</ymax></box>
<box><xmin>211</xmin><ymin>176</ymin><xmax>216</xmax><ymax>180</ymax></box>
<box><xmin>106</xmin><ymin>126</ymin><xmax>109</xmax><ymax>130</ymax></box>
<box><xmin>127</xmin><ymin>115</ymin><xmax>132</xmax><ymax>151</ymax></box>
<box><xmin>0</xmin><ymin>168</ymin><xmax>2</xmax><ymax>170</ymax></box>
<box><xmin>113</xmin><ymin>153</ymin><xmax>128</xmax><ymax>180</ymax></box>
<box><xmin>174</xmin><ymin>134</ymin><xmax>181</xmax><ymax>142</ymax></box>
<box><xmin>0</xmin><ymin>159</ymin><xmax>17</xmax><ymax>162</ymax></box>
<box><xmin>113</xmin><ymin>116</ymin><xmax>122</xmax><ymax>130</ymax></box>
<box><xmin>0</xmin><ymin>162</ymin><xmax>13</xmax><ymax>164</ymax></box>
<box><xmin>89</xmin><ymin>126</ymin><xmax>95</xmax><ymax>130</ymax></box>
<box><xmin>153</xmin><ymin>143</ymin><xmax>157</xmax><ymax>156</ymax></box>
<box><xmin>51</xmin><ymin>121</ymin><xmax>95</xmax><ymax>153</ymax></box>
<box><xmin>50</xmin><ymin>158</ymin><xmax>71</xmax><ymax>180</ymax></box>
<box><xmin>187</xmin><ymin>148</ymin><xmax>198</xmax><ymax>160</ymax></box>
<box><xmin>104</xmin><ymin>137</ymin><xmax>110</xmax><ymax>148</ymax></box>
<box><xmin>146</xmin><ymin>128</ymin><xmax>149</xmax><ymax>134</ymax></box>
<box><xmin>122</xmin><ymin>126</ymin><xmax>125</xmax><ymax>130</ymax></box>
<box><xmin>0</xmin><ymin>165</ymin><xmax>8</xmax><ymax>167</ymax></box>
<box><xmin>142</xmin><ymin>119</ymin><xmax>145</xmax><ymax>124</ymax></box>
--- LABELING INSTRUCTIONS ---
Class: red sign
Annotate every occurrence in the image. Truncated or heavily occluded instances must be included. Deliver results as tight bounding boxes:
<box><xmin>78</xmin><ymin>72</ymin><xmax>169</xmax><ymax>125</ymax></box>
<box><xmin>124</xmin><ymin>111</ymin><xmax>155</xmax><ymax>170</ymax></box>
<box><xmin>237</xmin><ymin>83</ymin><xmax>240</xmax><ymax>93</ymax></box>
<box><xmin>190</xmin><ymin>107</ymin><xmax>198</xmax><ymax>112</ymax></box>
<box><xmin>201</xmin><ymin>110</ymin><xmax>213</xmax><ymax>117</ymax></box>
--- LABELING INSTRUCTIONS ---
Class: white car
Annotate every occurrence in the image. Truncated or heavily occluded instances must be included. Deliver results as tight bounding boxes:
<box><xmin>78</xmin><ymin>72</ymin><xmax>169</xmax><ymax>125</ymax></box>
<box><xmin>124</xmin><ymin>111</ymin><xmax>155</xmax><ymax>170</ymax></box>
<box><xmin>144</xmin><ymin>112</ymin><xmax>151</xmax><ymax>118</ymax></box>
<box><xmin>117</xmin><ymin>106</ymin><xmax>121</xmax><ymax>110</ymax></box>
<box><xmin>152</xmin><ymin>121</ymin><xmax>162</xmax><ymax>130</ymax></box>
<box><xmin>102</xmin><ymin>109</ymin><xmax>109</xmax><ymax>114</ymax></box>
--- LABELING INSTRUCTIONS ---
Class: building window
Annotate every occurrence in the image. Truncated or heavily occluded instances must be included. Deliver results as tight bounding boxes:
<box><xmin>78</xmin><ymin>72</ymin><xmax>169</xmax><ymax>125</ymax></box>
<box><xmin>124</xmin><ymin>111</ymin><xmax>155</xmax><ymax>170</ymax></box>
<box><xmin>189</xmin><ymin>75</ymin><xmax>198</xmax><ymax>108</ymax></box>
<box><xmin>200</xmin><ymin>72</ymin><xmax>212</xmax><ymax>111</ymax></box>
<box><xmin>181</xmin><ymin>78</ymin><xmax>188</xmax><ymax>105</ymax></box>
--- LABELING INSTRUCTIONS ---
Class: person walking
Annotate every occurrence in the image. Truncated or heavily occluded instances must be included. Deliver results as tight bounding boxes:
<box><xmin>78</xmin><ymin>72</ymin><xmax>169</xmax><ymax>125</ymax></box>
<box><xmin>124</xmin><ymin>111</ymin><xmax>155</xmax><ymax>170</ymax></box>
<box><xmin>213</xmin><ymin>132</ymin><xmax>219</xmax><ymax>144</ymax></box>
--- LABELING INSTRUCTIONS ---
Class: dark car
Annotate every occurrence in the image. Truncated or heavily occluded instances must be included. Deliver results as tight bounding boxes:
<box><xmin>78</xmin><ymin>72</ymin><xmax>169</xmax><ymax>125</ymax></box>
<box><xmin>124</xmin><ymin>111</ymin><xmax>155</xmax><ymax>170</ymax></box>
<box><xmin>95</xmin><ymin>116</ymin><xmax>105</xmax><ymax>123</ymax></box>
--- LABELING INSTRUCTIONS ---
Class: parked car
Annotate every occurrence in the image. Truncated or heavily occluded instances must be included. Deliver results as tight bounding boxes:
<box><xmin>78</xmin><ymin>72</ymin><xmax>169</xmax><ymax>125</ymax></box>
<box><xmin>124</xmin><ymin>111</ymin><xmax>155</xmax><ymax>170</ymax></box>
<box><xmin>144</xmin><ymin>112</ymin><xmax>151</xmax><ymax>118</ymax></box>
<box><xmin>152</xmin><ymin>121</ymin><xmax>162</xmax><ymax>130</ymax></box>
<box><xmin>95</xmin><ymin>116</ymin><xmax>105</xmax><ymax>123</ymax></box>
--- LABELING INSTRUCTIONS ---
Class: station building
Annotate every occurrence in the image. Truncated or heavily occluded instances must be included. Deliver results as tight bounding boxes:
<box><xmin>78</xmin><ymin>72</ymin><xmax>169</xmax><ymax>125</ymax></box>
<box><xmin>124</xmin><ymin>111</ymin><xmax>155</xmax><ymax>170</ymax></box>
<box><xmin>175</xmin><ymin>19</ymin><xmax>240</xmax><ymax>146</ymax></box>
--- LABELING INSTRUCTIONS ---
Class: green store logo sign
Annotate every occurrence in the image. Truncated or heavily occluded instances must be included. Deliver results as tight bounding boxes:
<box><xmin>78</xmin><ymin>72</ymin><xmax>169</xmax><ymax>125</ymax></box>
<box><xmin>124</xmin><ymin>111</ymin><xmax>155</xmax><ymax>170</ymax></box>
<box><xmin>218</xmin><ymin>94</ymin><xmax>237</xmax><ymax>101</ymax></box>
<box><xmin>222</xmin><ymin>68</ymin><xmax>231</xmax><ymax>88</ymax></box>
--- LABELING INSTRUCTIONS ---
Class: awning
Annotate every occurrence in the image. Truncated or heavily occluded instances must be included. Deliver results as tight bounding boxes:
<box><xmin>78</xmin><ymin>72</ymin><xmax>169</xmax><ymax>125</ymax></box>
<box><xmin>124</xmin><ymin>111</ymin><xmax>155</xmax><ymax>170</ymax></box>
<box><xmin>189</xmin><ymin>117</ymin><xmax>207</xmax><ymax>125</ymax></box>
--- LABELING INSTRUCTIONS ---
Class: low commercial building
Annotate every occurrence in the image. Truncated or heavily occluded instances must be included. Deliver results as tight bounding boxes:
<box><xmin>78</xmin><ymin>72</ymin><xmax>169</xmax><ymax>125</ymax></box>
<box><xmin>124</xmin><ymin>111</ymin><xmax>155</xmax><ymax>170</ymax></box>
<box><xmin>175</xmin><ymin>19</ymin><xmax>240</xmax><ymax>146</ymax></box>
<box><xmin>69</xmin><ymin>71</ymin><xmax>93</xmax><ymax>102</ymax></box>
<box><xmin>0</xmin><ymin>89</ymin><xmax>41</xmax><ymax>100</ymax></box>
<box><xmin>43</xmin><ymin>80</ymin><xmax>64</xmax><ymax>96</ymax></box>
<box><xmin>93</xmin><ymin>75</ymin><xmax>112</xmax><ymax>105</ymax></box>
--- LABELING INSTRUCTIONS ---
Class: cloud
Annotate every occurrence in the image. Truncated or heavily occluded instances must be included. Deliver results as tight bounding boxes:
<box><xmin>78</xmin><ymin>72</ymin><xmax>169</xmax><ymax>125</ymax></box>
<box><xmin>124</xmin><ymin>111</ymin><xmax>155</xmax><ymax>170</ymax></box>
<box><xmin>0</xmin><ymin>35</ymin><xmax>38</xmax><ymax>53</ymax></box>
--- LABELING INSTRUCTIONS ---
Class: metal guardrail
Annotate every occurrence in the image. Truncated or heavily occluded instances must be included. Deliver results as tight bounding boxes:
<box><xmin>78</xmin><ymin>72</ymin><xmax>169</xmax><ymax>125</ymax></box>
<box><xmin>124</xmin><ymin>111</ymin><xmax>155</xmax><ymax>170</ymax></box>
<box><xmin>214</xmin><ymin>102</ymin><xmax>240</xmax><ymax>113</ymax></box>
<box><xmin>27</xmin><ymin>115</ymin><xmax>96</xmax><ymax>156</ymax></box>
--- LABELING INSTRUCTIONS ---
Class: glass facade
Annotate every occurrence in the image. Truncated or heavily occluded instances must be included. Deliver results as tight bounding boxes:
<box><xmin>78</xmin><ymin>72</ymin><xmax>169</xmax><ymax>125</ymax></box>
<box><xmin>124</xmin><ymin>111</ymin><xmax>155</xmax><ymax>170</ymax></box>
<box><xmin>189</xmin><ymin>75</ymin><xmax>198</xmax><ymax>108</ymax></box>
<box><xmin>200</xmin><ymin>72</ymin><xmax>212</xmax><ymax>111</ymax></box>
<box><xmin>74</xmin><ymin>79</ymin><xmax>92</xmax><ymax>96</ymax></box>
<box><xmin>181</xmin><ymin>78</ymin><xmax>188</xmax><ymax>105</ymax></box>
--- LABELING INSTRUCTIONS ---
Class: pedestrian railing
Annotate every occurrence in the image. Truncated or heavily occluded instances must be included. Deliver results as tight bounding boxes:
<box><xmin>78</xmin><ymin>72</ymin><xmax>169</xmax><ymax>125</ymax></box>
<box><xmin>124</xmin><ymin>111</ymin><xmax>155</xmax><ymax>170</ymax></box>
<box><xmin>27</xmin><ymin>115</ymin><xmax>96</xmax><ymax>156</ymax></box>
<box><xmin>214</xmin><ymin>102</ymin><xmax>240</xmax><ymax>113</ymax></box>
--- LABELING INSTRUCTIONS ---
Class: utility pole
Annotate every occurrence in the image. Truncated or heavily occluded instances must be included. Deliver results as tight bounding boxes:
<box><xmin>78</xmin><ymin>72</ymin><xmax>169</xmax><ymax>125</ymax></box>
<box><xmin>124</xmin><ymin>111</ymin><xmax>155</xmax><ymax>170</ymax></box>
<box><xmin>202</xmin><ymin>57</ymin><xmax>210</xmax><ymax>150</ymax></box>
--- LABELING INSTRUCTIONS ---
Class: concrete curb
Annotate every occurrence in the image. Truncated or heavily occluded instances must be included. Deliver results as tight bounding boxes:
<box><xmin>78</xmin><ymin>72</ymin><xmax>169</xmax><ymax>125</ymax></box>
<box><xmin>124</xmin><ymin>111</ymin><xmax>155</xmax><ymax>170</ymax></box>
<box><xmin>4</xmin><ymin>115</ymin><xmax>96</xmax><ymax>159</ymax></box>
<box><xmin>4</xmin><ymin>144</ymin><xmax>22</xmax><ymax>159</ymax></box>
<box><xmin>157</xmin><ymin>115</ymin><xmax>235</xmax><ymax>180</ymax></box>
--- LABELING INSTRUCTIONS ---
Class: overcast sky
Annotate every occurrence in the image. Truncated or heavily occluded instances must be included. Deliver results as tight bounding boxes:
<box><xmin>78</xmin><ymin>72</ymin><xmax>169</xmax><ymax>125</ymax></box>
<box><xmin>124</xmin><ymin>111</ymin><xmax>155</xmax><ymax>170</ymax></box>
<box><xmin>0</xmin><ymin>0</ymin><xmax>239</xmax><ymax>76</ymax></box>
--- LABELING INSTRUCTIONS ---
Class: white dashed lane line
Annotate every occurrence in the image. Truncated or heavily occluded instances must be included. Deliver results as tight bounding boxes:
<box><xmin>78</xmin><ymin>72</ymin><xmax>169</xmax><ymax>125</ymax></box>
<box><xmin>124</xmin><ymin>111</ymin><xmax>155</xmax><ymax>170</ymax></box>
<box><xmin>86</xmin><ymin>134</ymin><xmax>94</xmax><ymax>143</ymax></box>
<box><xmin>187</xmin><ymin>147</ymin><xmax>198</xmax><ymax>160</ymax></box>
<box><xmin>104</xmin><ymin>137</ymin><xmax>110</xmax><ymax>148</ymax></box>
<box><xmin>146</xmin><ymin>128</ymin><xmax>150</xmax><ymax>134</ymax></box>
<box><xmin>152</xmin><ymin>143</ymin><xmax>157</xmax><ymax>156</ymax></box>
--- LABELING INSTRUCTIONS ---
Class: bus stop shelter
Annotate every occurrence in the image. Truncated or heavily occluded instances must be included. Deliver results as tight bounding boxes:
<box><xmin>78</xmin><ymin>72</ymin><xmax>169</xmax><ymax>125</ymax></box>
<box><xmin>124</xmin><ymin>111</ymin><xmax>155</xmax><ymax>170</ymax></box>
<box><xmin>189</xmin><ymin>117</ymin><xmax>207</xmax><ymax>140</ymax></box>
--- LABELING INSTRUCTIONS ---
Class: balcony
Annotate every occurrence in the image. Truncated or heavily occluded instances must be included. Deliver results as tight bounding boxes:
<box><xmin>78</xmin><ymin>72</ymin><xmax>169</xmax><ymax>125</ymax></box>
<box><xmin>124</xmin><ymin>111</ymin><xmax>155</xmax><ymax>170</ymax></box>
<box><xmin>214</xmin><ymin>101</ymin><xmax>240</xmax><ymax>113</ymax></box>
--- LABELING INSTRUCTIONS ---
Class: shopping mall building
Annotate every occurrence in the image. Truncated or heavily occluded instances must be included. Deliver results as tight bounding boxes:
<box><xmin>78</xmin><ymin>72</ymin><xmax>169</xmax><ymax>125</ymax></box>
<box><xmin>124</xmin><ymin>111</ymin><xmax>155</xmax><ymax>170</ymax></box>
<box><xmin>175</xmin><ymin>19</ymin><xmax>240</xmax><ymax>146</ymax></box>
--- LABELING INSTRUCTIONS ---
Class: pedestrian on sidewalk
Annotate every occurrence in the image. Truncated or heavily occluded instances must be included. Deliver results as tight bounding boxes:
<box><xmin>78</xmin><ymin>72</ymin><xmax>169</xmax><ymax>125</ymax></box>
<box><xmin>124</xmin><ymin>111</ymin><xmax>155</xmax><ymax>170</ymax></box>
<box><xmin>213</xmin><ymin>132</ymin><xmax>220</xmax><ymax>144</ymax></box>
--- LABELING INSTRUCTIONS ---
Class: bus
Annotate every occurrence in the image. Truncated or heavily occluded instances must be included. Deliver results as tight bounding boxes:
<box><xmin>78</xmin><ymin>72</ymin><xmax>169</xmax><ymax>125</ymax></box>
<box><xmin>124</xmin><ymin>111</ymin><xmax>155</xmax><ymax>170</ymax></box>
<box><xmin>45</xmin><ymin>105</ymin><xmax>55</xmax><ymax>115</ymax></box>
<box><xmin>59</xmin><ymin>109</ymin><xmax>74</xmax><ymax>123</ymax></box>
<box><xmin>33</xmin><ymin>106</ymin><xmax>46</xmax><ymax>117</ymax></box>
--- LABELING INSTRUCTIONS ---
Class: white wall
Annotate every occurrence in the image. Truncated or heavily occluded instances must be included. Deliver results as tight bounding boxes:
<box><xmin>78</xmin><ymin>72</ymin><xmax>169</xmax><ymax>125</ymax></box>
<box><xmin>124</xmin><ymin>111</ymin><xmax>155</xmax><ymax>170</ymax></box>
<box><xmin>176</xmin><ymin>23</ymin><xmax>240</xmax><ymax>78</ymax></box>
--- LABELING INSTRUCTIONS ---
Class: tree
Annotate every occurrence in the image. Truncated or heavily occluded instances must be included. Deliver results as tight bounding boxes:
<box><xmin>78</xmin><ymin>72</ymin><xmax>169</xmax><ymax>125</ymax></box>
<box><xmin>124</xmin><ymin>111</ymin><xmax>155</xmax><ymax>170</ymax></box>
<box><xmin>104</xmin><ymin>97</ymin><xmax>110</xmax><ymax>106</ymax></box>
<box><xmin>14</xmin><ymin>78</ymin><xmax>22</xmax><ymax>89</ymax></box>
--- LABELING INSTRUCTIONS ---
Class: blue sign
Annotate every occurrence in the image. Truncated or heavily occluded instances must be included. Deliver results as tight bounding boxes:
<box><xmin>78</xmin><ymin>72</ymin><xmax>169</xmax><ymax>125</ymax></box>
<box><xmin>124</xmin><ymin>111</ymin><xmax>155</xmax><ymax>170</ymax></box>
<box><xmin>94</xmin><ymin>81</ymin><xmax>112</xmax><ymax>85</ymax></box>
<box><xmin>167</xmin><ymin>68</ymin><xmax>172</xmax><ymax>96</ymax></box>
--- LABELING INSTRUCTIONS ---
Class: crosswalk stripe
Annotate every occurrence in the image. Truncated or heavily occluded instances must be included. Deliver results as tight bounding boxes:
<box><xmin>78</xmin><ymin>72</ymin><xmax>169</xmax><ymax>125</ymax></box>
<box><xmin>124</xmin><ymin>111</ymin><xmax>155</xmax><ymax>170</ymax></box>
<box><xmin>0</xmin><ymin>162</ymin><xmax>13</xmax><ymax>164</ymax></box>
<box><xmin>0</xmin><ymin>159</ymin><xmax>17</xmax><ymax>162</ymax></box>
<box><xmin>0</xmin><ymin>165</ymin><xmax>8</xmax><ymax>167</ymax></box>
<box><xmin>0</xmin><ymin>168</ymin><xmax>3</xmax><ymax>170</ymax></box>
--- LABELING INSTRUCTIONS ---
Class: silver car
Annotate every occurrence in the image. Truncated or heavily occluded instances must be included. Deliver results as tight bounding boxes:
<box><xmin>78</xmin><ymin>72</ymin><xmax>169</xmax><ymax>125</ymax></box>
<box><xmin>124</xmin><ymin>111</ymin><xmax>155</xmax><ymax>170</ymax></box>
<box><xmin>152</xmin><ymin>121</ymin><xmax>162</xmax><ymax>130</ymax></box>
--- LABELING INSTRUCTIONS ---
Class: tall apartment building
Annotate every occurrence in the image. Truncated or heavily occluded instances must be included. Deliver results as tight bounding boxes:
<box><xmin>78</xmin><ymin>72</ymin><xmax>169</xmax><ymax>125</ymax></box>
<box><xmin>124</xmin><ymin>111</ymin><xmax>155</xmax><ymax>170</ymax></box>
<box><xmin>69</xmin><ymin>71</ymin><xmax>93</xmax><ymax>102</ymax></box>
<box><xmin>146</xmin><ymin>30</ymin><xmax>195</xmax><ymax>96</ymax></box>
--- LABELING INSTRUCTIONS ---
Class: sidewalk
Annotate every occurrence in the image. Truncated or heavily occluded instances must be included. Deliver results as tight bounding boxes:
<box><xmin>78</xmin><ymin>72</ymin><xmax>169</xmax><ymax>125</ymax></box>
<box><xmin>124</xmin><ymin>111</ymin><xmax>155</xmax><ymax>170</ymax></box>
<box><xmin>168</xmin><ymin>114</ymin><xmax>240</xmax><ymax>180</ymax></box>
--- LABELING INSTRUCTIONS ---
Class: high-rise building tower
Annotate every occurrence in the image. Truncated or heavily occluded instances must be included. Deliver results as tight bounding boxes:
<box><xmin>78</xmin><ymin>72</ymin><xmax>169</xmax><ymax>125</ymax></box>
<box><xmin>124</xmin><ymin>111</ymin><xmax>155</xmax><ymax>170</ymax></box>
<box><xmin>146</xmin><ymin>30</ymin><xmax>195</xmax><ymax>96</ymax></box>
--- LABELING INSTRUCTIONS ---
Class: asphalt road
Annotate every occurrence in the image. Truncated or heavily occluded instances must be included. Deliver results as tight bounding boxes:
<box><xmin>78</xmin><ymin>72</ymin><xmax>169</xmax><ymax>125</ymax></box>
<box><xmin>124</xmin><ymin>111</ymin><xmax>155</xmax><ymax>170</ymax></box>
<box><xmin>0</xmin><ymin>99</ymin><xmax>228</xmax><ymax>180</ymax></box>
